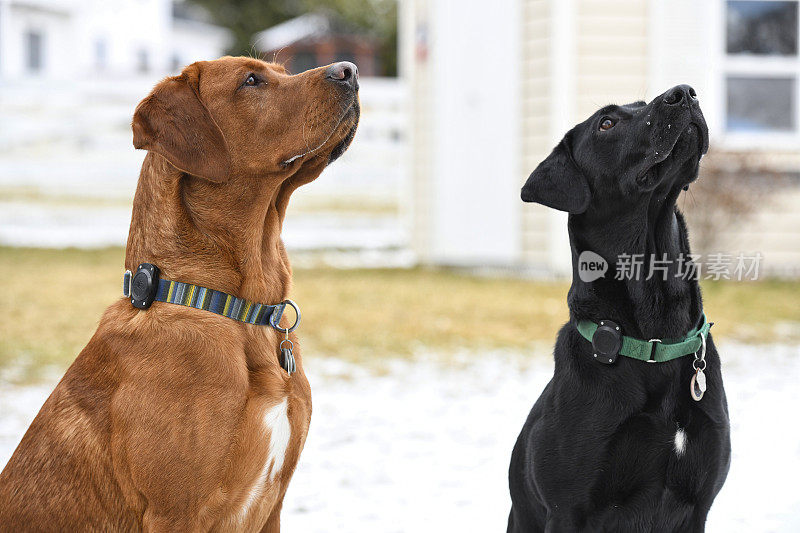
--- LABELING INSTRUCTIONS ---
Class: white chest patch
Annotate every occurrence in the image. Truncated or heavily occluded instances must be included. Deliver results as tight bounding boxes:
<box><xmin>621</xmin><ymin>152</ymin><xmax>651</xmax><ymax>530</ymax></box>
<box><xmin>238</xmin><ymin>398</ymin><xmax>291</xmax><ymax>520</ymax></box>
<box><xmin>674</xmin><ymin>428</ymin><xmax>687</xmax><ymax>457</ymax></box>
<box><xmin>263</xmin><ymin>398</ymin><xmax>291</xmax><ymax>481</ymax></box>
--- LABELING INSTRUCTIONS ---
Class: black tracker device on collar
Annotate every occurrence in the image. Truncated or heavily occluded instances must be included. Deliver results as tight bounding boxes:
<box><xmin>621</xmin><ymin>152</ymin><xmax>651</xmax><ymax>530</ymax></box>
<box><xmin>129</xmin><ymin>263</ymin><xmax>160</xmax><ymax>309</ymax></box>
<box><xmin>591</xmin><ymin>319</ymin><xmax>622</xmax><ymax>364</ymax></box>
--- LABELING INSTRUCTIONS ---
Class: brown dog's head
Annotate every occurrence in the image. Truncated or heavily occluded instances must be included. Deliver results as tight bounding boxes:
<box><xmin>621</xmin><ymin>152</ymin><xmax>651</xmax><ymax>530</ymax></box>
<box><xmin>131</xmin><ymin>56</ymin><xmax>360</xmax><ymax>183</ymax></box>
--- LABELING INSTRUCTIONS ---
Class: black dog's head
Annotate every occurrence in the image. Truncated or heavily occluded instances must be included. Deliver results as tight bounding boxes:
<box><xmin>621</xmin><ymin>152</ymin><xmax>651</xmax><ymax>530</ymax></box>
<box><xmin>522</xmin><ymin>85</ymin><xmax>709</xmax><ymax>215</ymax></box>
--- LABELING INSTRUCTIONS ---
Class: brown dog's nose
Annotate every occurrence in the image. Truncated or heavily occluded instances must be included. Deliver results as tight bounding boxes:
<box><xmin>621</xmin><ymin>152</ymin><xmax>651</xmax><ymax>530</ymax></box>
<box><xmin>325</xmin><ymin>61</ymin><xmax>359</xmax><ymax>90</ymax></box>
<box><xmin>664</xmin><ymin>84</ymin><xmax>697</xmax><ymax>106</ymax></box>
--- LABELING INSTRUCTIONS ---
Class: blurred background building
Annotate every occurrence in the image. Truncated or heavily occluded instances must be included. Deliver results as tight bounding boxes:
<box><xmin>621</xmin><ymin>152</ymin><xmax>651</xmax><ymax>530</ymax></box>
<box><xmin>403</xmin><ymin>0</ymin><xmax>800</xmax><ymax>275</ymax></box>
<box><xmin>0</xmin><ymin>0</ymin><xmax>406</xmax><ymax>261</ymax></box>
<box><xmin>0</xmin><ymin>0</ymin><xmax>231</xmax><ymax>80</ymax></box>
<box><xmin>253</xmin><ymin>12</ymin><xmax>383</xmax><ymax>76</ymax></box>
<box><xmin>1</xmin><ymin>0</ymin><xmax>798</xmax><ymax>276</ymax></box>
<box><xmin>2</xmin><ymin>5</ymin><xmax>798</xmax><ymax>530</ymax></box>
<box><xmin>0</xmin><ymin>0</ymin><xmax>233</xmax><ymax>244</ymax></box>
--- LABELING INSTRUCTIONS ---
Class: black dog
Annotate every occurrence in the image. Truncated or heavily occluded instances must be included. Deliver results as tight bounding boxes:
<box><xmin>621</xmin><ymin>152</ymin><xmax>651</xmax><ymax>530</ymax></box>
<box><xmin>508</xmin><ymin>86</ymin><xmax>731</xmax><ymax>532</ymax></box>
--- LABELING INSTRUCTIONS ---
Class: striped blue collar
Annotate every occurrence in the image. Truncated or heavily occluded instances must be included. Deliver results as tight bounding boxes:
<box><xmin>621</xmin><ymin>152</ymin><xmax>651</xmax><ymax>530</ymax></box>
<box><xmin>123</xmin><ymin>268</ymin><xmax>300</xmax><ymax>332</ymax></box>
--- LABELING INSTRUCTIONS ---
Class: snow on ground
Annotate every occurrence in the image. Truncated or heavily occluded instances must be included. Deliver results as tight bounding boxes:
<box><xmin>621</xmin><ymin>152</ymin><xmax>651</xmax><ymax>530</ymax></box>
<box><xmin>1</xmin><ymin>344</ymin><xmax>799</xmax><ymax>532</ymax></box>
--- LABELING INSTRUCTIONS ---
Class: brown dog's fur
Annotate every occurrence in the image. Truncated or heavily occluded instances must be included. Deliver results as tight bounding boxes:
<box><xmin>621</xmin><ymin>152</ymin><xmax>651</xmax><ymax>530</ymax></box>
<box><xmin>0</xmin><ymin>57</ymin><xmax>359</xmax><ymax>532</ymax></box>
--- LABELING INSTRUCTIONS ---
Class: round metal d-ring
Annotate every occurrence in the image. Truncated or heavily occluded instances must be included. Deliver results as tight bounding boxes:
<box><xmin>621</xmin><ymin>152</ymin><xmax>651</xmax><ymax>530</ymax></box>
<box><xmin>278</xmin><ymin>299</ymin><xmax>301</xmax><ymax>333</ymax></box>
<box><xmin>280</xmin><ymin>338</ymin><xmax>294</xmax><ymax>351</ymax></box>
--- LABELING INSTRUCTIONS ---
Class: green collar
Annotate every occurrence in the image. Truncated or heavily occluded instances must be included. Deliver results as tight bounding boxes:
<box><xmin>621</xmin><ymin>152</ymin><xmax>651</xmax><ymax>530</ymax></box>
<box><xmin>576</xmin><ymin>314</ymin><xmax>712</xmax><ymax>363</ymax></box>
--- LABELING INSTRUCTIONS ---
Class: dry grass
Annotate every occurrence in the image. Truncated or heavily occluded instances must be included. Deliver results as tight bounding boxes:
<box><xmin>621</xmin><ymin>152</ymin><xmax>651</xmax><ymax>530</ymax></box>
<box><xmin>1</xmin><ymin>247</ymin><xmax>798</xmax><ymax>382</ymax></box>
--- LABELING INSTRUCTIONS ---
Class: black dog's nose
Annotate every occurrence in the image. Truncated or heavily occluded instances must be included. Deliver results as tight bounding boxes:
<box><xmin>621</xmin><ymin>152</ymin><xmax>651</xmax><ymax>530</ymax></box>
<box><xmin>664</xmin><ymin>84</ymin><xmax>697</xmax><ymax>105</ymax></box>
<box><xmin>325</xmin><ymin>61</ymin><xmax>359</xmax><ymax>90</ymax></box>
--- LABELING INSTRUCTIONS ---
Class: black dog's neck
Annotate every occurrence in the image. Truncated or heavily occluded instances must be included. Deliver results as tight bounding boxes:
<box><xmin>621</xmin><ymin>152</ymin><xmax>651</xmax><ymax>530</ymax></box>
<box><xmin>566</xmin><ymin>200</ymin><xmax>703</xmax><ymax>341</ymax></box>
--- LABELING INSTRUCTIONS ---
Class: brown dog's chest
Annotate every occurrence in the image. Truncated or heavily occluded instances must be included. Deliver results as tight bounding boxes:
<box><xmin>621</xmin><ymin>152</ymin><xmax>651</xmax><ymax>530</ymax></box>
<box><xmin>109</xmin><ymin>310</ymin><xmax>313</xmax><ymax>531</ymax></box>
<box><xmin>210</xmin><ymin>332</ymin><xmax>312</xmax><ymax>530</ymax></box>
<box><xmin>214</xmin><ymin>375</ymin><xmax>311</xmax><ymax>530</ymax></box>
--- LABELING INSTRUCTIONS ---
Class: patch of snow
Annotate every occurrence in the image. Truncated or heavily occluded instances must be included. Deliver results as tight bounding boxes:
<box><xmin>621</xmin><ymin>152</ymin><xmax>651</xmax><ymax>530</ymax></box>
<box><xmin>1</xmin><ymin>344</ymin><xmax>798</xmax><ymax>531</ymax></box>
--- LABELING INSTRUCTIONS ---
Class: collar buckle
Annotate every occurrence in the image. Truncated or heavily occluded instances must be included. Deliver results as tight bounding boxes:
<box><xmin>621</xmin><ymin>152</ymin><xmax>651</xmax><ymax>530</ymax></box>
<box><xmin>123</xmin><ymin>270</ymin><xmax>132</xmax><ymax>298</ymax></box>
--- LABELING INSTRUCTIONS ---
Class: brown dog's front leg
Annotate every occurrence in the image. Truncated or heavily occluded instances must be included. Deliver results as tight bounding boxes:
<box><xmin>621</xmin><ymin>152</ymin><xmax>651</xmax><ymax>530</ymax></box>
<box><xmin>259</xmin><ymin>502</ymin><xmax>282</xmax><ymax>533</ymax></box>
<box><xmin>143</xmin><ymin>510</ymin><xmax>199</xmax><ymax>533</ymax></box>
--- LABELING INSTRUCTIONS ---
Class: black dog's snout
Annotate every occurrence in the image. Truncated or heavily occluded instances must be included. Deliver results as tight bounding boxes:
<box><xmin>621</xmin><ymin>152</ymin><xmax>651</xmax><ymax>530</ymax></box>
<box><xmin>663</xmin><ymin>84</ymin><xmax>697</xmax><ymax>106</ymax></box>
<box><xmin>325</xmin><ymin>61</ymin><xmax>359</xmax><ymax>90</ymax></box>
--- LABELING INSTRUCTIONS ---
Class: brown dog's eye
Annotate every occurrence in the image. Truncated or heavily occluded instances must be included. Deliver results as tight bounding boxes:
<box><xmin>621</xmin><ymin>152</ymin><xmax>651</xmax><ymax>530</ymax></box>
<box><xmin>599</xmin><ymin>118</ymin><xmax>615</xmax><ymax>131</ymax></box>
<box><xmin>244</xmin><ymin>74</ymin><xmax>259</xmax><ymax>86</ymax></box>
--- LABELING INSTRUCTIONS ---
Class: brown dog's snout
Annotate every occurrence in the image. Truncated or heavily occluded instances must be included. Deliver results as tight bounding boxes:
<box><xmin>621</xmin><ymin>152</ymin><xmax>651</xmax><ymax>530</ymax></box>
<box><xmin>325</xmin><ymin>61</ymin><xmax>359</xmax><ymax>90</ymax></box>
<box><xmin>663</xmin><ymin>84</ymin><xmax>697</xmax><ymax>106</ymax></box>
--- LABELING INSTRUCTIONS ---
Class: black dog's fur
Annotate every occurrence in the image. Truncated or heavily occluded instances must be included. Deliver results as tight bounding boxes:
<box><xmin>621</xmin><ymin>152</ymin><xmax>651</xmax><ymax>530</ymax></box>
<box><xmin>508</xmin><ymin>86</ymin><xmax>731</xmax><ymax>532</ymax></box>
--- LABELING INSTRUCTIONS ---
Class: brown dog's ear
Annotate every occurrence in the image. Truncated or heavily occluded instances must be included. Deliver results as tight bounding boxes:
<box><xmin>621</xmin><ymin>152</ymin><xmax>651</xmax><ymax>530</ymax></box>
<box><xmin>132</xmin><ymin>69</ymin><xmax>231</xmax><ymax>182</ymax></box>
<box><xmin>521</xmin><ymin>135</ymin><xmax>590</xmax><ymax>214</ymax></box>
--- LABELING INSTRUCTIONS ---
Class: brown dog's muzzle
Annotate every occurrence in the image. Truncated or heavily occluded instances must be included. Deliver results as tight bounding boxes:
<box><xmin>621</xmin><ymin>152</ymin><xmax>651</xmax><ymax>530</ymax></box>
<box><xmin>289</xmin><ymin>61</ymin><xmax>359</xmax><ymax>166</ymax></box>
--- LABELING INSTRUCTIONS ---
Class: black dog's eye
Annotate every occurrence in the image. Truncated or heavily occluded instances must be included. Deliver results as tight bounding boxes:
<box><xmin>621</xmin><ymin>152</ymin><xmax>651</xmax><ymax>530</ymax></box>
<box><xmin>599</xmin><ymin>118</ymin><xmax>615</xmax><ymax>131</ymax></box>
<box><xmin>244</xmin><ymin>73</ymin><xmax>260</xmax><ymax>87</ymax></box>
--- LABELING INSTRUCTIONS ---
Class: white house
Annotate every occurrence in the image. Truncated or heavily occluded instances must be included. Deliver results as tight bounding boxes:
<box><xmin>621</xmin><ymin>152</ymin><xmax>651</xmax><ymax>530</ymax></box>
<box><xmin>0</xmin><ymin>0</ymin><xmax>233</xmax><ymax>242</ymax></box>
<box><xmin>0</xmin><ymin>2</ymin><xmax>409</xmax><ymax>253</ymax></box>
<box><xmin>0</xmin><ymin>0</ymin><xmax>231</xmax><ymax>82</ymax></box>
<box><xmin>402</xmin><ymin>0</ymin><xmax>800</xmax><ymax>275</ymax></box>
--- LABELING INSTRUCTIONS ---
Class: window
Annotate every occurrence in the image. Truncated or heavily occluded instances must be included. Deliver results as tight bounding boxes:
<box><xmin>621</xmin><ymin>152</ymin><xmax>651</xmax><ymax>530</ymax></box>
<box><xmin>727</xmin><ymin>1</ymin><xmax>797</xmax><ymax>54</ymax></box>
<box><xmin>724</xmin><ymin>1</ymin><xmax>800</xmax><ymax>137</ymax></box>
<box><xmin>727</xmin><ymin>76</ymin><xmax>795</xmax><ymax>131</ymax></box>
<box><xmin>25</xmin><ymin>30</ymin><xmax>44</xmax><ymax>72</ymax></box>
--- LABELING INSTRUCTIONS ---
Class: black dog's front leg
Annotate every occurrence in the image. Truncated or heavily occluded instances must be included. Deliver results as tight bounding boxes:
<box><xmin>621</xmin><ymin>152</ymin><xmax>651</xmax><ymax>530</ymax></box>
<box><xmin>507</xmin><ymin>507</ymin><xmax>544</xmax><ymax>533</ymax></box>
<box><xmin>684</xmin><ymin>506</ymin><xmax>710</xmax><ymax>533</ymax></box>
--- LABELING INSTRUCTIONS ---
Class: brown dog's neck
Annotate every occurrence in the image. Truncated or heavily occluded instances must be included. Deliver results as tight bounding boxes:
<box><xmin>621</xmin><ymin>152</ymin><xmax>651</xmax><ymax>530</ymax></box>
<box><xmin>125</xmin><ymin>153</ymin><xmax>310</xmax><ymax>304</ymax></box>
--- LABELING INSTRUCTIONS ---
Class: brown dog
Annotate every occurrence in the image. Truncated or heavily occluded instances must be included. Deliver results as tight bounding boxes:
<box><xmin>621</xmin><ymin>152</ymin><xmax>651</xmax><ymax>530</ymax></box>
<box><xmin>0</xmin><ymin>57</ymin><xmax>359</xmax><ymax>532</ymax></box>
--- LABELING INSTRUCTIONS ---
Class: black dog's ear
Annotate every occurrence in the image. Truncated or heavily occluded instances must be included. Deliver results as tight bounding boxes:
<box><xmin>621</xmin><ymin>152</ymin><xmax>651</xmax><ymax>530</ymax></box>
<box><xmin>521</xmin><ymin>136</ymin><xmax>590</xmax><ymax>214</ymax></box>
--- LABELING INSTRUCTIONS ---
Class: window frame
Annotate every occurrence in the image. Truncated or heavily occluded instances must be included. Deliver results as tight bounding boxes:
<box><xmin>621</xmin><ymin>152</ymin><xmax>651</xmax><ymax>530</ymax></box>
<box><xmin>721</xmin><ymin>0</ymin><xmax>800</xmax><ymax>149</ymax></box>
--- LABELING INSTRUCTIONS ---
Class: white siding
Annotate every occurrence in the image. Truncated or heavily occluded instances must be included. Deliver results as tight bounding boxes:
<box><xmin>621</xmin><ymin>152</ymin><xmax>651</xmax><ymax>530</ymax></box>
<box><xmin>405</xmin><ymin>0</ymin><xmax>435</xmax><ymax>261</ymax></box>
<box><xmin>519</xmin><ymin>0</ymin><xmax>651</xmax><ymax>274</ymax></box>
<box><xmin>575</xmin><ymin>0</ymin><xmax>649</xmax><ymax>116</ymax></box>
<box><xmin>519</xmin><ymin>0</ymin><xmax>554</xmax><ymax>268</ymax></box>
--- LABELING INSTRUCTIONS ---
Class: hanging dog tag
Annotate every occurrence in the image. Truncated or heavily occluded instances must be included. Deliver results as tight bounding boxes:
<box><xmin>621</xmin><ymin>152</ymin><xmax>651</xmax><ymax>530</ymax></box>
<box><xmin>690</xmin><ymin>369</ymin><xmax>706</xmax><ymax>401</ymax></box>
<box><xmin>280</xmin><ymin>346</ymin><xmax>296</xmax><ymax>374</ymax></box>
<box><xmin>279</xmin><ymin>337</ymin><xmax>296</xmax><ymax>375</ymax></box>
<box><xmin>696</xmin><ymin>369</ymin><xmax>707</xmax><ymax>392</ymax></box>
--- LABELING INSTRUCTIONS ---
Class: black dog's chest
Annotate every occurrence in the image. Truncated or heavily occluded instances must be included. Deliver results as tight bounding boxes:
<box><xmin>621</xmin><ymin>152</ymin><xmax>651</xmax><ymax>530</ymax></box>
<box><xmin>534</xmin><ymin>374</ymin><xmax>720</xmax><ymax>516</ymax></box>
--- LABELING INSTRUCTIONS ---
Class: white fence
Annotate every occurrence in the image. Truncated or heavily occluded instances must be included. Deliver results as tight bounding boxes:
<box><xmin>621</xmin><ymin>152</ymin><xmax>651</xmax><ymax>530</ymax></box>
<box><xmin>0</xmin><ymin>76</ymin><xmax>409</xmax><ymax>254</ymax></box>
